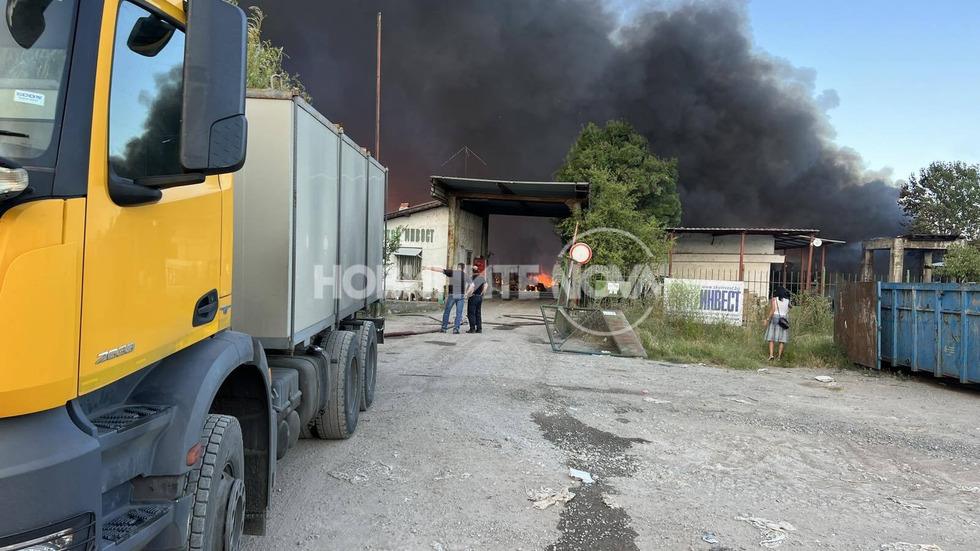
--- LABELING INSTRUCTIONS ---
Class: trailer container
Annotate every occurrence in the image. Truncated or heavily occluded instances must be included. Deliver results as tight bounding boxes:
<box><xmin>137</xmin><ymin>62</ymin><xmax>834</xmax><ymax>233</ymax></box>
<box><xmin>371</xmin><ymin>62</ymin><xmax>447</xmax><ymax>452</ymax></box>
<box><xmin>234</xmin><ymin>91</ymin><xmax>387</xmax><ymax>351</ymax></box>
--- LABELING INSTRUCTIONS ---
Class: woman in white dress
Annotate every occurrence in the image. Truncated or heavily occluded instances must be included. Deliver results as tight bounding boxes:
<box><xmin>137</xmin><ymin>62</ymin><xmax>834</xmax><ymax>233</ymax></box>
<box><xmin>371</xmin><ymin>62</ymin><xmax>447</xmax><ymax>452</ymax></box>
<box><xmin>765</xmin><ymin>286</ymin><xmax>791</xmax><ymax>361</ymax></box>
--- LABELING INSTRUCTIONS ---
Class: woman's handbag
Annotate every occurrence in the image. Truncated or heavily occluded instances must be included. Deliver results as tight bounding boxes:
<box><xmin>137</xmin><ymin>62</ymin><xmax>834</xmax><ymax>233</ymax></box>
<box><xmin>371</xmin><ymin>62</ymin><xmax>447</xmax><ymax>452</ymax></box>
<box><xmin>778</xmin><ymin>316</ymin><xmax>790</xmax><ymax>329</ymax></box>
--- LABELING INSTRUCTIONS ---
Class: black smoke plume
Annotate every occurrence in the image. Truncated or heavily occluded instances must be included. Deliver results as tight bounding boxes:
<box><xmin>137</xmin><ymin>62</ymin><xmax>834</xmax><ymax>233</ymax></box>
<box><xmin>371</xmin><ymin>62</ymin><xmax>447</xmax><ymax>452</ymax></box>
<box><xmin>243</xmin><ymin>0</ymin><xmax>903</xmax><ymax>269</ymax></box>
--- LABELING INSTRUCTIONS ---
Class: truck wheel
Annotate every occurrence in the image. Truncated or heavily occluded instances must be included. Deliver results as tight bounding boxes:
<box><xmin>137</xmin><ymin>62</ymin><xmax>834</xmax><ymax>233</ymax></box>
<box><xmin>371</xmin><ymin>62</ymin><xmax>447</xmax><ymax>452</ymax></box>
<box><xmin>186</xmin><ymin>414</ymin><xmax>246</xmax><ymax>551</ymax></box>
<box><xmin>314</xmin><ymin>330</ymin><xmax>361</xmax><ymax>439</ymax></box>
<box><xmin>357</xmin><ymin>321</ymin><xmax>378</xmax><ymax>411</ymax></box>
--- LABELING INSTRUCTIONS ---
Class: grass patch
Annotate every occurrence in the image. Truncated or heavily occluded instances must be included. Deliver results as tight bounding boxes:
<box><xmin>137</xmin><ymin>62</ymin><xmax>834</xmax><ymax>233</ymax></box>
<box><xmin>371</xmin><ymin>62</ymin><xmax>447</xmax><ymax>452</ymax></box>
<box><xmin>623</xmin><ymin>290</ymin><xmax>851</xmax><ymax>370</ymax></box>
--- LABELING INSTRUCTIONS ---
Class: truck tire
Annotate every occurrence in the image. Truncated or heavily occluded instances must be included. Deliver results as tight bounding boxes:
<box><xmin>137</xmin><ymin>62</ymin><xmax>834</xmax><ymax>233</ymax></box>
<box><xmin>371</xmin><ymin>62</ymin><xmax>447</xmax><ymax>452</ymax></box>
<box><xmin>314</xmin><ymin>330</ymin><xmax>361</xmax><ymax>439</ymax></box>
<box><xmin>356</xmin><ymin>321</ymin><xmax>378</xmax><ymax>411</ymax></box>
<box><xmin>186</xmin><ymin>414</ymin><xmax>246</xmax><ymax>551</ymax></box>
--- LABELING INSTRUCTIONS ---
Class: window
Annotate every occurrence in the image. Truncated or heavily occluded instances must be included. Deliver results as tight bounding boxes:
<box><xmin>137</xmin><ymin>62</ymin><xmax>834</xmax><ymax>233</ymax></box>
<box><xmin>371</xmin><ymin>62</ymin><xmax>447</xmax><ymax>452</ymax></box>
<box><xmin>0</xmin><ymin>0</ymin><xmax>77</xmax><ymax>165</ymax></box>
<box><xmin>108</xmin><ymin>2</ymin><xmax>185</xmax><ymax>180</ymax></box>
<box><xmin>397</xmin><ymin>255</ymin><xmax>421</xmax><ymax>280</ymax></box>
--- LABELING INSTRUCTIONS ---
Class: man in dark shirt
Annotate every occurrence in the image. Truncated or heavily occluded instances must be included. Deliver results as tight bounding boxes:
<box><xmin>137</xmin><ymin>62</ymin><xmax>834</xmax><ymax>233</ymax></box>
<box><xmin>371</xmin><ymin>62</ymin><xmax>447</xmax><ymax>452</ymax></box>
<box><xmin>465</xmin><ymin>266</ymin><xmax>488</xmax><ymax>333</ymax></box>
<box><xmin>423</xmin><ymin>263</ymin><xmax>470</xmax><ymax>334</ymax></box>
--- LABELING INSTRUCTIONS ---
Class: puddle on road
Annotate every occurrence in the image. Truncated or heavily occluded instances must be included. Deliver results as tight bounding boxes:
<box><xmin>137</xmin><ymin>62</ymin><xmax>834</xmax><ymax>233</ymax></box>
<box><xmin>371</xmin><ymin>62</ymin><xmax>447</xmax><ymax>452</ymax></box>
<box><xmin>424</xmin><ymin>341</ymin><xmax>457</xmax><ymax>346</ymax></box>
<box><xmin>532</xmin><ymin>410</ymin><xmax>649</xmax><ymax>550</ymax></box>
<box><xmin>493</xmin><ymin>325</ymin><xmax>517</xmax><ymax>330</ymax></box>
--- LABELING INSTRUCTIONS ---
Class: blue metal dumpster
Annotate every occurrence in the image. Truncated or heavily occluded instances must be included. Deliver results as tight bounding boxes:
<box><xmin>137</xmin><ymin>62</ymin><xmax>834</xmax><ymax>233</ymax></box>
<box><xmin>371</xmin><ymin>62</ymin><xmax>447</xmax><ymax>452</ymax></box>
<box><xmin>878</xmin><ymin>283</ymin><xmax>980</xmax><ymax>383</ymax></box>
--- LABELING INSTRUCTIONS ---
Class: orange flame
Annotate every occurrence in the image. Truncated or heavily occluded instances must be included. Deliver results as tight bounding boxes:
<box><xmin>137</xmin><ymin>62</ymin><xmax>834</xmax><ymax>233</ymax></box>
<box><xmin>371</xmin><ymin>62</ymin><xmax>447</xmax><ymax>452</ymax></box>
<box><xmin>532</xmin><ymin>272</ymin><xmax>554</xmax><ymax>287</ymax></box>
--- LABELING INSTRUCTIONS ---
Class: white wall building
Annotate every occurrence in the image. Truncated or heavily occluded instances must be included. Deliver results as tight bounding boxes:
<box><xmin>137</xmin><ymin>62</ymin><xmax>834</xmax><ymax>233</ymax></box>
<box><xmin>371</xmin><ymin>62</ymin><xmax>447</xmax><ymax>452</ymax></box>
<box><xmin>384</xmin><ymin>201</ymin><xmax>487</xmax><ymax>300</ymax></box>
<box><xmin>665</xmin><ymin>228</ymin><xmax>836</xmax><ymax>300</ymax></box>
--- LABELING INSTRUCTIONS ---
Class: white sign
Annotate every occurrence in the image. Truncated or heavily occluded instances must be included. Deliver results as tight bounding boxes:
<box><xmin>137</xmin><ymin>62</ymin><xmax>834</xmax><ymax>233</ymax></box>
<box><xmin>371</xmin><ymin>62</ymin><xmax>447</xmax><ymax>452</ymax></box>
<box><xmin>569</xmin><ymin>242</ymin><xmax>592</xmax><ymax>264</ymax></box>
<box><xmin>664</xmin><ymin>278</ymin><xmax>744</xmax><ymax>325</ymax></box>
<box><xmin>14</xmin><ymin>90</ymin><xmax>45</xmax><ymax>107</ymax></box>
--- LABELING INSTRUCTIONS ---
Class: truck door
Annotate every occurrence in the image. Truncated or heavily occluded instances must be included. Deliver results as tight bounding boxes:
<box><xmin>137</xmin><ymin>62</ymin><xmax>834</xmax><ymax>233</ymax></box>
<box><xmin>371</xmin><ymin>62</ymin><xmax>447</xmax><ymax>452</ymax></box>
<box><xmin>79</xmin><ymin>1</ymin><xmax>223</xmax><ymax>393</ymax></box>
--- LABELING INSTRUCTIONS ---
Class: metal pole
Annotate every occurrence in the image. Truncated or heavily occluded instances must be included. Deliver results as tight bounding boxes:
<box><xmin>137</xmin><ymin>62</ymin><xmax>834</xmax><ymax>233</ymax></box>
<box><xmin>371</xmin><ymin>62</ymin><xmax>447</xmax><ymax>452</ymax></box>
<box><xmin>375</xmin><ymin>12</ymin><xmax>382</xmax><ymax>161</ymax></box>
<box><xmin>782</xmin><ymin>248</ymin><xmax>786</xmax><ymax>287</ymax></box>
<box><xmin>820</xmin><ymin>245</ymin><xmax>826</xmax><ymax>295</ymax></box>
<box><xmin>668</xmin><ymin>230</ymin><xmax>675</xmax><ymax>277</ymax></box>
<box><xmin>738</xmin><ymin>231</ymin><xmax>745</xmax><ymax>281</ymax></box>
<box><xmin>565</xmin><ymin>221</ymin><xmax>580</xmax><ymax>307</ymax></box>
<box><xmin>806</xmin><ymin>235</ymin><xmax>815</xmax><ymax>292</ymax></box>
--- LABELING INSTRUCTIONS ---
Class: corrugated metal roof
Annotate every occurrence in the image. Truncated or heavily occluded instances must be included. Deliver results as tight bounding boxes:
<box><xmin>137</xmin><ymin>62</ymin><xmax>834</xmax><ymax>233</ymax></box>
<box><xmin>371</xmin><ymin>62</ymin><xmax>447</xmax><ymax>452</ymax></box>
<box><xmin>668</xmin><ymin>227</ymin><xmax>820</xmax><ymax>234</ymax></box>
<box><xmin>430</xmin><ymin>176</ymin><xmax>590</xmax><ymax>218</ymax></box>
<box><xmin>430</xmin><ymin>176</ymin><xmax>590</xmax><ymax>199</ymax></box>
<box><xmin>667</xmin><ymin>227</ymin><xmax>845</xmax><ymax>249</ymax></box>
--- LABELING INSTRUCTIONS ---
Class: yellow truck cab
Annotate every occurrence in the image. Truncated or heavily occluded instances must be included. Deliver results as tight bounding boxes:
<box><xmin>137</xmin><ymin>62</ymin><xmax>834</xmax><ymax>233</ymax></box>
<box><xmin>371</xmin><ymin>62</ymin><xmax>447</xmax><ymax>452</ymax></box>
<box><xmin>0</xmin><ymin>1</ymin><xmax>385</xmax><ymax>549</ymax></box>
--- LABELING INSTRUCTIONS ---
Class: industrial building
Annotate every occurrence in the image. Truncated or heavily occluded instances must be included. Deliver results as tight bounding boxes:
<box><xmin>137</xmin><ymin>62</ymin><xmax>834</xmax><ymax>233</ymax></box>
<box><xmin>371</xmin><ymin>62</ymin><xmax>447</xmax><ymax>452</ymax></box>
<box><xmin>384</xmin><ymin>177</ymin><xmax>590</xmax><ymax>300</ymax></box>
<box><xmin>384</xmin><ymin>201</ymin><xmax>486</xmax><ymax>300</ymax></box>
<box><xmin>666</xmin><ymin>227</ymin><xmax>843</xmax><ymax>298</ymax></box>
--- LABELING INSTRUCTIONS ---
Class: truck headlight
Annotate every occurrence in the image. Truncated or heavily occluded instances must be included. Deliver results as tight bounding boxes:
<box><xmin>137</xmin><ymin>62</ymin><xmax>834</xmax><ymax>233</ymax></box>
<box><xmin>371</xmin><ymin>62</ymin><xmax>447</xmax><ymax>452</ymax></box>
<box><xmin>0</xmin><ymin>514</ymin><xmax>93</xmax><ymax>551</ymax></box>
<box><xmin>0</xmin><ymin>160</ymin><xmax>29</xmax><ymax>201</ymax></box>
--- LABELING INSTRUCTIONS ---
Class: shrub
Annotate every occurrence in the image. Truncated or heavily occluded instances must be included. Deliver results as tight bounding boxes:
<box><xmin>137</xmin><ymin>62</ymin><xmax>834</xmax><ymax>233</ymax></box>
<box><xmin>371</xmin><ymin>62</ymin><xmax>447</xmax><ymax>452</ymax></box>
<box><xmin>789</xmin><ymin>291</ymin><xmax>833</xmax><ymax>333</ymax></box>
<box><xmin>938</xmin><ymin>243</ymin><xmax>980</xmax><ymax>283</ymax></box>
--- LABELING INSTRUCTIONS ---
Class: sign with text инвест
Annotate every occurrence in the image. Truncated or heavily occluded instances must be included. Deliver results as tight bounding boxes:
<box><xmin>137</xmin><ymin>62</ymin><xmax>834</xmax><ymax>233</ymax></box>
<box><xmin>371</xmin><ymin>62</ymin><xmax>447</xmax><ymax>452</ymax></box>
<box><xmin>664</xmin><ymin>278</ymin><xmax>744</xmax><ymax>325</ymax></box>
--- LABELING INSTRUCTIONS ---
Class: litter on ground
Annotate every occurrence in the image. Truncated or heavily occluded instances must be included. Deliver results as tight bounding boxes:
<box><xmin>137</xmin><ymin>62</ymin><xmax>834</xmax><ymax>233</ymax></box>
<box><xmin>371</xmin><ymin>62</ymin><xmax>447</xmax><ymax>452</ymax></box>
<box><xmin>569</xmin><ymin>467</ymin><xmax>595</xmax><ymax>484</ymax></box>
<box><xmin>701</xmin><ymin>534</ymin><xmax>719</xmax><ymax>544</ymax></box>
<box><xmin>814</xmin><ymin>375</ymin><xmax>836</xmax><ymax>383</ymax></box>
<box><xmin>526</xmin><ymin>487</ymin><xmax>576</xmax><ymax>510</ymax></box>
<box><xmin>735</xmin><ymin>516</ymin><xmax>797</xmax><ymax>548</ymax></box>
<box><xmin>644</xmin><ymin>397</ymin><xmax>671</xmax><ymax>404</ymax></box>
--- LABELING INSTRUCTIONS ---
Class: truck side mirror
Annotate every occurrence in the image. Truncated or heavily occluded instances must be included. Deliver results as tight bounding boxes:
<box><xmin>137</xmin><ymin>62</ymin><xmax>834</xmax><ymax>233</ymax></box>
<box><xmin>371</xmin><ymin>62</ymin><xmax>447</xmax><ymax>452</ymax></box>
<box><xmin>5</xmin><ymin>0</ymin><xmax>54</xmax><ymax>49</ymax></box>
<box><xmin>180</xmin><ymin>0</ymin><xmax>247</xmax><ymax>175</ymax></box>
<box><xmin>127</xmin><ymin>15</ymin><xmax>175</xmax><ymax>57</ymax></box>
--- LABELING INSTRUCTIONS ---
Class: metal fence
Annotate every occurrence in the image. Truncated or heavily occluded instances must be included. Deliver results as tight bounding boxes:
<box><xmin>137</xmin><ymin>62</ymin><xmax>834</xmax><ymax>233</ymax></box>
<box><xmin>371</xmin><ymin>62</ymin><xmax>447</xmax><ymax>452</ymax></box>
<box><xmin>667</xmin><ymin>268</ymin><xmax>873</xmax><ymax>302</ymax></box>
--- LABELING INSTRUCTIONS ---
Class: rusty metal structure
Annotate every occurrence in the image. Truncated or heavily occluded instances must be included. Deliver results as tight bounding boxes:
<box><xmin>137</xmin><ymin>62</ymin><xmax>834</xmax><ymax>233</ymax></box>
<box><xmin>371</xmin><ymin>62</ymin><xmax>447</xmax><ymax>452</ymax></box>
<box><xmin>860</xmin><ymin>234</ymin><xmax>964</xmax><ymax>283</ymax></box>
<box><xmin>834</xmin><ymin>282</ymin><xmax>878</xmax><ymax>368</ymax></box>
<box><xmin>837</xmin><ymin>281</ymin><xmax>980</xmax><ymax>384</ymax></box>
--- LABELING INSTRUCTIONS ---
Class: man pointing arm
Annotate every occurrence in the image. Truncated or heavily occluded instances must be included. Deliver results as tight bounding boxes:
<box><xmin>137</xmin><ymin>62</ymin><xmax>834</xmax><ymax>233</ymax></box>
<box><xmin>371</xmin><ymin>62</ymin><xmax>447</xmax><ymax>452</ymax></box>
<box><xmin>423</xmin><ymin>263</ymin><xmax>469</xmax><ymax>334</ymax></box>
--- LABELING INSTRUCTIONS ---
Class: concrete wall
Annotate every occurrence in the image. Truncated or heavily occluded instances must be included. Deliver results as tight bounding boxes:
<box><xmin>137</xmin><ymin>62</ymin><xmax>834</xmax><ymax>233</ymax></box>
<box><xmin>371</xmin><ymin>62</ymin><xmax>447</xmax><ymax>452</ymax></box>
<box><xmin>456</xmin><ymin>210</ymin><xmax>484</xmax><ymax>266</ymax></box>
<box><xmin>384</xmin><ymin>206</ymin><xmax>486</xmax><ymax>299</ymax></box>
<box><xmin>668</xmin><ymin>233</ymin><xmax>785</xmax><ymax>299</ymax></box>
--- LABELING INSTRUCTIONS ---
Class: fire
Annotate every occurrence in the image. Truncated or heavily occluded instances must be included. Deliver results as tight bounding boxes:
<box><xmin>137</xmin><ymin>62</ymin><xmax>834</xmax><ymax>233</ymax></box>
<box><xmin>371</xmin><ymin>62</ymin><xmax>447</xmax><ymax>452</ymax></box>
<box><xmin>533</xmin><ymin>272</ymin><xmax>554</xmax><ymax>287</ymax></box>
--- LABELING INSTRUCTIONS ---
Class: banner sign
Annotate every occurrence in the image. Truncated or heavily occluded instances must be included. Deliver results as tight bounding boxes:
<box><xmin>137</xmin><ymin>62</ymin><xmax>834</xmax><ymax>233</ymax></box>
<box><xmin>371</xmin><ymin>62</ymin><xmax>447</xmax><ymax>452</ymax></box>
<box><xmin>664</xmin><ymin>278</ymin><xmax>744</xmax><ymax>325</ymax></box>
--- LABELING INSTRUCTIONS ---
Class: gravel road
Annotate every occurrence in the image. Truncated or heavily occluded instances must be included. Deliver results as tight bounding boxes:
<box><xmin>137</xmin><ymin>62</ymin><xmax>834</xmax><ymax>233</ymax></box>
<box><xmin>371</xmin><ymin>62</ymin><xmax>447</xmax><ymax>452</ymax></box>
<box><xmin>244</xmin><ymin>300</ymin><xmax>980</xmax><ymax>551</ymax></box>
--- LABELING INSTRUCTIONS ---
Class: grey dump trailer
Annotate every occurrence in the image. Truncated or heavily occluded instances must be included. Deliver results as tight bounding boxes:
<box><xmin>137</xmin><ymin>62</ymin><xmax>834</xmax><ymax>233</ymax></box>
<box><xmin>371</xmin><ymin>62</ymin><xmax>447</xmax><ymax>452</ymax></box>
<box><xmin>234</xmin><ymin>90</ymin><xmax>387</xmax><ymax>454</ymax></box>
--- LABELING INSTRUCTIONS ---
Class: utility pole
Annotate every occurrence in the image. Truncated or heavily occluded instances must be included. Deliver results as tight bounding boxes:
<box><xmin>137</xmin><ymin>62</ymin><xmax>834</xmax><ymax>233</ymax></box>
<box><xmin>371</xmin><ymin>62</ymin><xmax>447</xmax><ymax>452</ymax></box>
<box><xmin>440</xmin><ymin>146</ymin><xmax>487</xmax><ymax>177</ymax></box>
<box><xmin>374</xmin><ymin>12</ymin><xmax>382</xmax><ymax>161</ymax></box>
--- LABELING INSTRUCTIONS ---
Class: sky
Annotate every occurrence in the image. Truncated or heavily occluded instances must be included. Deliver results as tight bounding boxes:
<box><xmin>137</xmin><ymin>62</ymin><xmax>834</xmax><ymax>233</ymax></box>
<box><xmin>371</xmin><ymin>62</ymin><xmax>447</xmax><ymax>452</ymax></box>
<box><xmin>705</xmin><ymin>0</ymin><xmax>978</xmax><ymax>182</ymax></box>
<box><xmin>243</xmin><ymin>0</ymin><xmax>976</xmax><ymax>269</ymax></box>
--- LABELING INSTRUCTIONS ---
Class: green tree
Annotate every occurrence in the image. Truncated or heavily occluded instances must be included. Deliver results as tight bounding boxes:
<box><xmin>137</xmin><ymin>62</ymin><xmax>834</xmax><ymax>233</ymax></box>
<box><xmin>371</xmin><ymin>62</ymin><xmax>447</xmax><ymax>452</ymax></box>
<box><xmin>937</xmin><ymin>243</ymin><xmax>980</xmax><ymax>283</ymax></box>
<box><xmin>899</xmin><ymin>161</ymin><xmax>980</xmax><ymax>239</ymax></box>
<box><xmin>553</xmin><ymin>120</ymin><xmax>679</xmax><ymax>268</ymax></box>
<box><xmin>383</xmin><ymin>225</ymin><xmax>404</xmax><ymax>279</ymax></box>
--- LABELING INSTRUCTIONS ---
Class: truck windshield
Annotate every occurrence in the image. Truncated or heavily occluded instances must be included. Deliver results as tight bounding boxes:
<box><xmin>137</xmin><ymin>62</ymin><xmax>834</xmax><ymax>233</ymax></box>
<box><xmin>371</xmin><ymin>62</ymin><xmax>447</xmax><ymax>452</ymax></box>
<box><xmin>0</xmin><ymin>0</ymin><xmax>77</xmax><ymax>167</ymax></box>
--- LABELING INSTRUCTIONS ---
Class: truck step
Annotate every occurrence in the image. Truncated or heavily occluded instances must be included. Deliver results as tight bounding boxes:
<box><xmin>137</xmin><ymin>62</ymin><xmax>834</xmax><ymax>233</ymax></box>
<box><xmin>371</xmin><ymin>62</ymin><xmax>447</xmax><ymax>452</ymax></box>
<box><xmin>101</xmin><ymin>505</ymin><xmax>171</xmax><ymax>548</ymax></box>
<box><xmin>92</xmin><ymin>405</ymin><xmax>171</xmax><ymax>433</ymax></box>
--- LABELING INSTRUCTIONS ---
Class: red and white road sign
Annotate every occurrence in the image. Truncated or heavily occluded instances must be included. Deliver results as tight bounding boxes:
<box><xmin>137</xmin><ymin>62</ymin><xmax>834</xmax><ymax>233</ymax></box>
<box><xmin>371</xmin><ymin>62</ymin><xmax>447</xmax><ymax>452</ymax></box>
<box><xmin>569</xmin><ymin>242</ymin><xmax>592</xmax><ymax>264</ymax></box>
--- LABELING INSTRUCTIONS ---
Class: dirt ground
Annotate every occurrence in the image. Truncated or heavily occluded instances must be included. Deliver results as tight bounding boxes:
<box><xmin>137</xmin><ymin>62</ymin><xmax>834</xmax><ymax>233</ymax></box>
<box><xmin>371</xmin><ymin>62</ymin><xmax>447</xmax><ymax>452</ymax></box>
<box><xmin>243</xmin><ymin>300</ymin><xmax>980</xmax><ymax>551</ymax></box>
